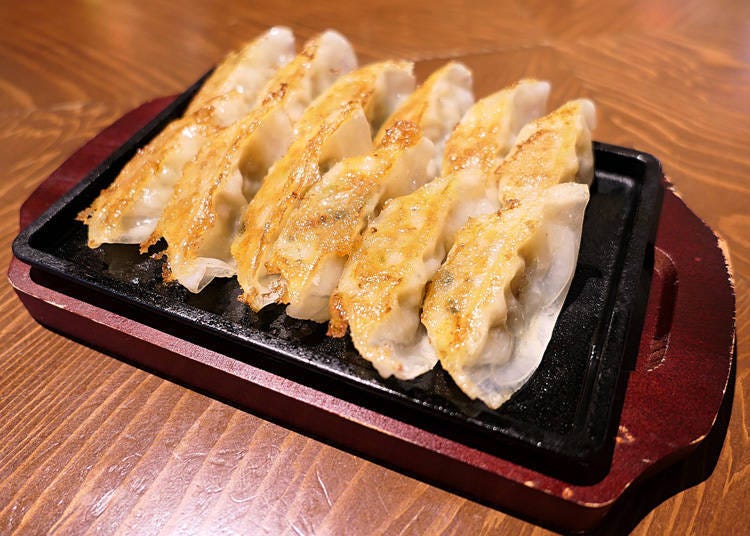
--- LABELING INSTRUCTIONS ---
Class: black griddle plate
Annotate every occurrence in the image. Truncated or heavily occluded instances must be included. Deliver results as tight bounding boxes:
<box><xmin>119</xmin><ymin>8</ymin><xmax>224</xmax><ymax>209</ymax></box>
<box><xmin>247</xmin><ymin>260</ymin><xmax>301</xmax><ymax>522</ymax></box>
<box><xmin>13</xmin><ymin>78</ymin><xmax>664</xmax><ymax>480</ymax></box>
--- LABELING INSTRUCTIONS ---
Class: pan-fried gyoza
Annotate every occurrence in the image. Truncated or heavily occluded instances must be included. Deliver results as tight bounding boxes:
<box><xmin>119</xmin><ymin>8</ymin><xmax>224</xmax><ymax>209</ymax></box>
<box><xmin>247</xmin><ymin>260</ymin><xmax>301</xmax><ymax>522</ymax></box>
<box><xmin>79</xmin><ymin>27</ymin><xmax>598</xmax><ymax>409</ymax></box>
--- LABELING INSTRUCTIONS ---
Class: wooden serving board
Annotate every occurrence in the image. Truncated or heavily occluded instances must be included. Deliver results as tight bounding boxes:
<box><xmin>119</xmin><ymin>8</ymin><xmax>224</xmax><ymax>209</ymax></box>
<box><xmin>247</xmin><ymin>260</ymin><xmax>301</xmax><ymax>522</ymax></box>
<box><xmin>8</xmin><ymin>98</ymin><xmax>736</xmax><ymax>532</ymax></box>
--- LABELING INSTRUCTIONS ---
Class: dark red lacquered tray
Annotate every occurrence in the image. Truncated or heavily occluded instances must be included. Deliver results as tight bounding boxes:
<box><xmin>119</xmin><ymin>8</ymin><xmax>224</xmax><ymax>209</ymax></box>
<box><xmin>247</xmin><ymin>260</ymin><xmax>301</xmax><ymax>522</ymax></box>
<box><xmin>8</xmin><ymin>99</ymin><xmax>735</xmax><ymax>532</ymax></box>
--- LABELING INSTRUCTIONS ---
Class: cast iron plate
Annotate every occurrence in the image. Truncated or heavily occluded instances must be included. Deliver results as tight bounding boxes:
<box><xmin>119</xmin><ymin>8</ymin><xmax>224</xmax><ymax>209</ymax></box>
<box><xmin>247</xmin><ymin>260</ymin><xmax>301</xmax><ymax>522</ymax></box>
<box><xmin>12</xmin><ymin>78</ymin><xmax>664</xmax><ymax>476</ymax></box>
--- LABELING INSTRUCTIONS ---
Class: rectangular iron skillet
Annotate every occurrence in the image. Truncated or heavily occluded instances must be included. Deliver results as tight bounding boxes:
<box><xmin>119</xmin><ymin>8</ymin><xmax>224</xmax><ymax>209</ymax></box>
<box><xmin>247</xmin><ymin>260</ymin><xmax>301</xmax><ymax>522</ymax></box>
<box><xmin>12</xmin><ymin>75</ymin><xmax>664</xmax><ymax>479</ymax></box>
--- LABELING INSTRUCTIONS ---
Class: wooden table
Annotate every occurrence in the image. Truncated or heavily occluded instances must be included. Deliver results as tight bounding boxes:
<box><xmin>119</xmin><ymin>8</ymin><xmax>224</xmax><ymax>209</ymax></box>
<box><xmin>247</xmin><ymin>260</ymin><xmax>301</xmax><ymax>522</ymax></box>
<box><xmin>2</xmin><ymin>1</ymin><xmax>748</xmax><ymax>533</ymax></box>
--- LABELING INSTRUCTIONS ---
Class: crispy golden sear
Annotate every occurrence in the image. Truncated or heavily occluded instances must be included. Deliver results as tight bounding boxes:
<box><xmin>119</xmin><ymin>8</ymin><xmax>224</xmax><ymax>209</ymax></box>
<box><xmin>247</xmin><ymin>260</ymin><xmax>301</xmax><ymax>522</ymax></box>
<box><xmin>327</xmin><ymin>170</ymin><xmax>492</xmax><ymax>380</ymax></box>
<box><xmin>77</xmin><ymin>92</ymin><xmax>245</xmax><ymax>248</ymax></box>
<box><xmin>422</xmin><ymin>182</ymin><xmax>590</xmax><ymax>408</ymax></box>
<box><xmin>373</xmin><ymin>61</ymin><xmax>471</xmax><ymax>145</ymax></box>
<box><xmin>494</xmin><ymin>99</ymin><xmax>595</xmax><ymax>203</ymax></box>
<box><xmin>143</xmin><ymin>32</ymin><xmax>348</xmax><ymax>289</ymax></box>
<box><xmin>233</xmin><ymin>104</ymin><xmax>372</xmax><ymax>308</ymax></box>
<box><xmin>441</xmin><ymin>79</ymin><xmax>549</xmax><ymax>175</ymax></box>
<box><xmin>79</xmin><ymin>28</ymin><xmax>297</xmax><ymax>249</ymax></box>
<box><xmin>422</xmin><ymin>203</ymin><xmax>540</xmax><ymax>373</ymax></box>
<box><xmin>144</xmin><ymin>104</ymin><xmax>289</xmax><ymax>287</ymax></box>
<box><xmin>232</xmin><ymin>61</ymin><xmax>414</xmax><ymax>310</ymax></box>
<box><xmin>328</xmin><ymin>173</ymin><xmax>460</xmax><ymax>338</ymax></box>
<box><xmin>262</xmin><ymin>63</ymin><xmax>475</xmax><ymax>321</ymax></box>
<box><xmin>265</xmin><ymin>121</ymin><xmax>428</xmax><ymax>321</ymax></box>
<box><xmin>185</xmin><ymin>27</ymin><xmax>294</xmax><ymax>114</ymax></box>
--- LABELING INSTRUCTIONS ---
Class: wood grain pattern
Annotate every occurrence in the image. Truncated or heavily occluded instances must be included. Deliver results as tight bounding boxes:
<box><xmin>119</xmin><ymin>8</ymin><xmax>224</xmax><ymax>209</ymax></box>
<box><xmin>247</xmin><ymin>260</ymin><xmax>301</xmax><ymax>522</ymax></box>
<box><xmin>0</xmin><ymin>1</ymin><xmax>747</xmax><ymax>534</ymax></box>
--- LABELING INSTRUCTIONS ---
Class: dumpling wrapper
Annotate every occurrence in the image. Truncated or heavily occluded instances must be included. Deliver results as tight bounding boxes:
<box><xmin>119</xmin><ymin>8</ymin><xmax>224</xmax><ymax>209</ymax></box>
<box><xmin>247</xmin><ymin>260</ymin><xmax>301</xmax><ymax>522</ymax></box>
<box><xmin>420</xmin><ymin>99</ymin><xmax>597</xmax><ymax>407</ymax></box>
<box><xmin>265</xmin><ymin>62</ymin><xmax>476</xmax><ymax>322</ymax></box>
<box><xmin>267</xmin><ymin>124</ymin><xmax>435</xmax><ymax>322</ymax></box>
<box><xmin>233</xmin><ymin>61</ymin><xmax>416</xmax><ymax>309</ymax></box>
<box><xmin>144</xmin><ymin>31</ymin><xmax>358</xmax><ymax>292</ymax></box>
<box><xmin>422</xmin><ymin>182</ymin><xmax>590</xmax><ymax>409</ymax></box>
<box><xmin>373</xmin><ymin>62</ymin><xmax>474</xmax><ymax>168</ymax></box>
<box><xmin>327</xmin><ymin>79</ymin><xmax>552</xmax><ymax>380</ymax></box>
<box><xmin>78</xmin><ymin>28</ymin><xmax>296</xmax><ymax>248</ymax></box>
<box><xmin>186</xmin><ymin>26</ymin><xmax>296</xmax><ymax>114</ymax></box>
<box><xmin>442</xmin><ymin>79</ymin><xmax>550</xmax><ymax>175</ymax></box>
<box><xmin>495</xmin><ymin>99</ymin><xmax>597</xmax><ymax>203</ymax></box>
<box><xmin>328</xmin><ymin>168</ymin><xmax>498</xmax><ymax>380</ymax></box>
